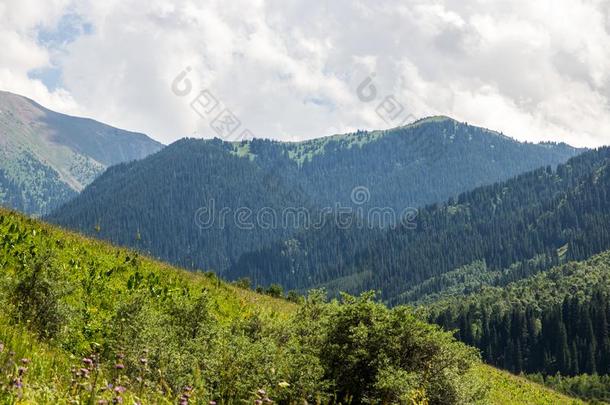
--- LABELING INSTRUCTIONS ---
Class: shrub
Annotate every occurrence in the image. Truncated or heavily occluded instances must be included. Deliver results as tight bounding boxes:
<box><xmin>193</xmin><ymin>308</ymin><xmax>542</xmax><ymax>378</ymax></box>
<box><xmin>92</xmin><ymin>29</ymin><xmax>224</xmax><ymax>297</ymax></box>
<box><xmin>6</xmin><ymin>250</ymin><xmax>67</xmax><ymax>339</ymax></box>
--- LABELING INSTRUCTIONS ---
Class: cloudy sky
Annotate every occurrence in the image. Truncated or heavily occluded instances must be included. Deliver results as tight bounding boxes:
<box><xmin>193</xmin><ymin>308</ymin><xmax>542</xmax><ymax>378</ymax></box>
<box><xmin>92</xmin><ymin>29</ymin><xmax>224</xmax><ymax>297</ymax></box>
<box><xmin>2</xmin><ymin>0</ymin><xmax>610</xmax><ymax>147</ymax></box>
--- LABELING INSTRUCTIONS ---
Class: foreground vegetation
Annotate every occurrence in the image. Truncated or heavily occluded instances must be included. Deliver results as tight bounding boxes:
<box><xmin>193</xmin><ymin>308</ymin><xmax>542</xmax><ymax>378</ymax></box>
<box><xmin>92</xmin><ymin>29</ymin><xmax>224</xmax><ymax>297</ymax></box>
<box><xmin>0</xmin><ymin>208</ymin><xmax>481</xmax><ymax>403</ymax></box>
<box><xmin>0</xmin><ymin>208</ymin><xmax>584</xmax><ymax>403</ymax></box>
<box><xmin>476</xmin><ymin>366</ymin><xmax>584</xmax><ymax>405</ymax></box>
<box><xmin>528</xmin><ymin>373</ymin><xmax>610</xmax><ymax>403</ymax></box>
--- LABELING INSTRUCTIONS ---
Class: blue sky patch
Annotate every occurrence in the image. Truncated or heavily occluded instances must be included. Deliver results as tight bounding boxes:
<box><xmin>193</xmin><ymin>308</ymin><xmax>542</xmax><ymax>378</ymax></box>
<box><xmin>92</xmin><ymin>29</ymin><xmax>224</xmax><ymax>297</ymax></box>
<box><xmin>30</xmin><ymin>13</ymin><xmax>93</xmax><ymax>91</ymax></box>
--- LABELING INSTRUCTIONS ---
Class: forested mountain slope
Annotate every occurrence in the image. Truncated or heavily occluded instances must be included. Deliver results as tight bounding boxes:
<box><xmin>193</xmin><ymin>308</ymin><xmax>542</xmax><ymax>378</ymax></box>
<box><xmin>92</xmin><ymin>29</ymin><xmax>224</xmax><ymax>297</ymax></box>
<box><xmin>0</xmin><ymin>91</ymin><xmax>163</xmax><ymax>215</ymax></box>
<box><xmin>49</xmin><ymin>117</ymin><xmax>580</xmax><ymax>273</ymax></box>
<box><xmin>428</xmin><ymin>249</ymin><xmax>610</xmax><ymax>378</ymax></box>
<box><xmin>227</xmin><ymin>147</ymin><xmax>610</xmax><ymax>304</ymax></box>
<box><xmin>0</xmin><ymin>207</ymin><xmax>581</xmax><ymax>404</ymax></box>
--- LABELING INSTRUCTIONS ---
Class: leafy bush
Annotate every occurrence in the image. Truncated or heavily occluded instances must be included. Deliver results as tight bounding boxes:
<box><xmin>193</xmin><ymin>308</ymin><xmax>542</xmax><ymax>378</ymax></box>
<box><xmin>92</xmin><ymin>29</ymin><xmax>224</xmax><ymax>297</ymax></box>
<box><xmin>5</xmin><ymin>249</ymin><xmax>68</xmax><ymax>339</ymax></box>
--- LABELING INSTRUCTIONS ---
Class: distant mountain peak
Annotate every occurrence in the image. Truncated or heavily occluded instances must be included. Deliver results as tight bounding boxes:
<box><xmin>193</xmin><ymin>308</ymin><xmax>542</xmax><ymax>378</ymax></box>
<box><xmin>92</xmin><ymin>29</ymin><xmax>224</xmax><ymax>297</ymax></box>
<box><xmin>0</xmin><ymin>91</ymin><xmax>163</xmax><ymax>215</ymax></box>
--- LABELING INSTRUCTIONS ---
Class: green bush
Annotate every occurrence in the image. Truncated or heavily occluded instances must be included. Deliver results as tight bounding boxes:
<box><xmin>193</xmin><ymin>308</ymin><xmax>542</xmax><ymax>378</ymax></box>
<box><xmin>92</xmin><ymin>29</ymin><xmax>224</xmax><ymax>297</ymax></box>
<box><xmin>6</xmin><ymin>250</ymin><xmax>68</xmax><ymax>339</ymax></box>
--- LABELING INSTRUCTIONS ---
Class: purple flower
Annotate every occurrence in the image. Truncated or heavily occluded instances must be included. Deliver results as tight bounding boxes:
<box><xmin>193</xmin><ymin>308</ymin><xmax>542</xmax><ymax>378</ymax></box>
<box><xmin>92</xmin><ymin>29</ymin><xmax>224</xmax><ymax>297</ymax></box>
<box><xmin>12</xmin><ymin>377</ymin><xmax>23</xmax><ymax>389</ymax></box>
<box><xmin>257</xmin><ymin>389</ymin><xmax>266</xmax><ymax>396</ymax></box>
<box><xmin>115</xmin><ymin>363</ymin><xmax>125</xmax><ymax>370</ymax></box>
<box><xmin>209</xmin><ymin>402</ymin><xmax>217</xmax><ymax>405</ymax></box>
<box><xmin>83</xmin><ymin>357</ymin><xmax>94</xmax><ymax>366</ymax></box>
<box><xmin>77</xmin><ymin>368</ymin><xmax>90</xmax><ymax>379</ymax></box>
<box><xmin>114</xmin><ymin>386</ymin><xmax>126</xmax><ymax>393</ymax></box>
<box><xmin>254</xmin><ymin>400</ymin><xmax>263</xmax><ymax>405</ymax></box>
<box><xmin>20</xmin><ymin>358</ymin><xmax>30</xmax><ymax>364</ymax></box>
<box><xmin>113</xmin><ymin>396</ymin><xmax>123</xmax><ymax>404</ymax></box>
<box><xmin>18</xmin><ymin>366</ymin><xmax>27</xmax><ymax>375</ymax></box>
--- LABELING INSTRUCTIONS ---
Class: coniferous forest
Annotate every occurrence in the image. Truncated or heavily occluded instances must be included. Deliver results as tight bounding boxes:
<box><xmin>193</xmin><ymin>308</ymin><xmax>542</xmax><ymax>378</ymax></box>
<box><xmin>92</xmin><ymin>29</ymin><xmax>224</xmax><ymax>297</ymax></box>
<box><xmin>48</xmin><ymin>117</ymin><xmax>580</xmax><ymax>274</ymax></box>
<box><xmin>427</xmin><ymin>250</ymin><xmax>610</xmax><ymax>377</ymax></box>
<box><xmin>228</xmin><ymin>147</ymin><xmax>610</xmax><ymax>303</ymax></box>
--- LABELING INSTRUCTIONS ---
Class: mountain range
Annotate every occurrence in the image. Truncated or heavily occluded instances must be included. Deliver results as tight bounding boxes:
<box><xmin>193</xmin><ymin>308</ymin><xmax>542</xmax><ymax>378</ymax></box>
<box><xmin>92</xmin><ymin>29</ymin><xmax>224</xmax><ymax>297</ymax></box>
<box><xmin>0</xmin><ymin>91</ymin><xmax>162</xmax><ymax>215</ymax></box>
<box><xmin>48</xmin><ymin>116</ymin><xmax>581</xmax><ymax>274</ymax></box>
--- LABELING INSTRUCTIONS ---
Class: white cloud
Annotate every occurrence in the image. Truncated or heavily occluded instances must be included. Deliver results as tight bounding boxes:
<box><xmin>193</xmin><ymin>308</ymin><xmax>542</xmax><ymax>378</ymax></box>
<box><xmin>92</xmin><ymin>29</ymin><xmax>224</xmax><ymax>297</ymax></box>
<box><xmin>0</xmin><ymin>0</ymin><xmax>79</xmax><ymax>110</ymax></box>
<box><xmin>1</xmin><ymin>0</ymin><xmax>610</xmax><ymax>147</ymax></box>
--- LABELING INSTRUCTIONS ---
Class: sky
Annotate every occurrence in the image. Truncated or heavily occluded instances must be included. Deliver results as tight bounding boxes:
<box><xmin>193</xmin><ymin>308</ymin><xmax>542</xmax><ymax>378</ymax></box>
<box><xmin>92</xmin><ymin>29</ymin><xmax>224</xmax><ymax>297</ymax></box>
<box><xmin>1</xmin><ymin>0</ymin><xmax>610</xmax><ymax>147</ymax></box>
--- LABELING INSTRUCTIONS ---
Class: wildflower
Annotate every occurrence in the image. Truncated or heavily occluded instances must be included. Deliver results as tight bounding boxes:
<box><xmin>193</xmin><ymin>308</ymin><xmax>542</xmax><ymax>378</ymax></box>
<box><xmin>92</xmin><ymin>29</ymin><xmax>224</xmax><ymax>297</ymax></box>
<box><xmin>83</xmin><ymin>357</ymin><xmax>94</xmax><ymax>367</ymax></box>
<box><xmin>139</xmin><ymin>358</ymin><xmax>148</xmax><ymax>365</ymax></box>
<box><xmin>17</xmin><ymin>366</ymin><xmax>27</xmax><ymax>375</ymax></box>
<box><xmin>257</xmin><ymin>389</ymin><xmax>266</xmax><ymax>396</ymax></box>
<box><xmin>255</xmin><ymin>401</ymin><xmax>263</xmax><ymax>405</ymax></box>
<box><xmin>13</xmin><ymin>377</ymin><xmax>22</xmax><ymax>386</ymax></box>
<box><xmin>97</xmin><ymin>400</ymin><xmax>109</xmax><ymax>405</ymax></box>
<box><xmin>114</xmin><ymin>386</ymin><xmax>126</xmax><ymax>393</ymax></box>
<box><xmin>113</xmin><ymin>396</ymin><xmax>123</xmax><ymax>404</ymax></box>
<box><xmin>209</xmin><ymin>402</ymin><xmax>217</xmax><ymax>405</ymax></box>
<box><xmin>115</xmin><ymin>363</ymin><xmax>125</xmax><ymax>370</ymax></box>
<box><xmin>20</xmin><ymin>358</ymin><xmax>30</xmax><ymax>364</ymax></box>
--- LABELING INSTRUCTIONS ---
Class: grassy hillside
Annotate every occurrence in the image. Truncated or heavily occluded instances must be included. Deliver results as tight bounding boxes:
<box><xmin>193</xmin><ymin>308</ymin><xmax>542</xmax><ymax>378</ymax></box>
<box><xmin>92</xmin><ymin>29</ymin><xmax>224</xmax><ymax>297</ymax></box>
<box><xmin>475</xmin><ymin>365</ymin><xmax>584</xmax><ymax>404</ymax></box>
<box><xmin>0</xmin><ymin>208</ymin><xmax>582</xmax><ymax>404</ymax></box>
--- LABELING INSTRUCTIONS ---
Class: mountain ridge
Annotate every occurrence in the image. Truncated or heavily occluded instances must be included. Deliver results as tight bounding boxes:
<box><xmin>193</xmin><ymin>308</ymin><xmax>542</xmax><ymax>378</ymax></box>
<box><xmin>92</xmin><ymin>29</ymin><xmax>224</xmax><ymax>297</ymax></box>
<box><xmin>0</xmin><ymin>91</ymin><xmax>163</xmax><ymax>215</ymax></box>
<box><xmin>226</xmin><ymin>146</ymin><xmax>610</xmax><ymax>304</ymax></box>
<box><xmin>49</xmin><ymin>118</ymin><xmax>583</xmax><ymax>276</ymax></box>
